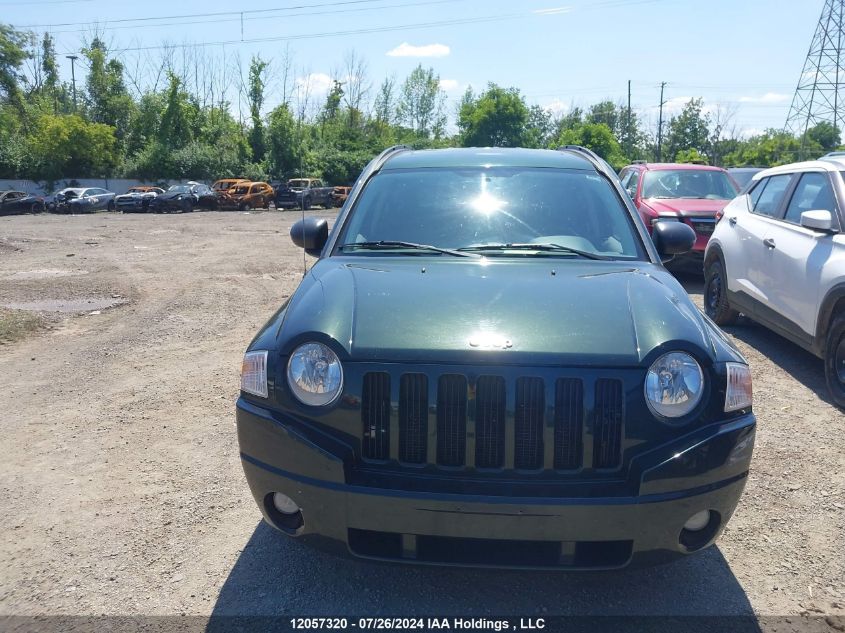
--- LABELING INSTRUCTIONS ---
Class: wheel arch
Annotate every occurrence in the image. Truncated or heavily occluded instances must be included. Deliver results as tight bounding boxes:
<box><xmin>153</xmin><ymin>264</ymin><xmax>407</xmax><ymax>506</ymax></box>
<box><xmin>817</xmin><ymin>282</ymin><xmax>845</xmax><ymax>353</ymax></box>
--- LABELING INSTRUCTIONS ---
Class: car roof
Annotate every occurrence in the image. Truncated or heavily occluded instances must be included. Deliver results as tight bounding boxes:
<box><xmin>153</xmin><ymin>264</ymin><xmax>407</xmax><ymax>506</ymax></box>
<box><xmin>754</xmin><ymin>159</ymin><xmax>844</xmax><ymax>182</ymax></box>
<box><xmin>382</xmin><ymin>147</ymin><xmax>594</xmax><ymax>171</ymax></box>
<box><xmin>627</xmin><ymin>162</ymin><xmax>727</xmax><ymax>172</ymax></box>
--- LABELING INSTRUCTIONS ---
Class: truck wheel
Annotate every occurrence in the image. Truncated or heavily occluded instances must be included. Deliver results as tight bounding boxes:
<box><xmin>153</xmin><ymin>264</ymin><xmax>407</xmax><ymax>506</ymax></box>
<box><xmin>303</xmin><ymin>197</ymin><xmax>312</xmax><ymax>210</ymax></box>
<box><xmin>824</xmin><ymin>314</ymin><xmax>845</xmax><ymax>409</ymax></box>
<box><xmin>704</xmin><ymin>260</ymin><xmax>738</xmax><ymax>326</ymax></box>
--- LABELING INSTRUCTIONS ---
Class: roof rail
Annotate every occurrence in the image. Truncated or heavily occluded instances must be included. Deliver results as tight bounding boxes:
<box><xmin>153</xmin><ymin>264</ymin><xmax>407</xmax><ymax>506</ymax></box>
<box><xmin>372</xmin><ymin>144</ymin><xmax>413</xmax><ymax>170</ymax></box>
<box><xmin>556</xmin><ymin>145</ymin><xmax>618</xmax><ymax>179</ymax></box>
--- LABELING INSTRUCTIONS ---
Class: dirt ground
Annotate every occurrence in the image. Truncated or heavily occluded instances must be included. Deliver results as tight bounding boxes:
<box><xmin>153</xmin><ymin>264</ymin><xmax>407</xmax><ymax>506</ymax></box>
<box><xmin>0</xmin><ymin>212</ymin><xmax>842</xmax><ymax>628</ymax></box>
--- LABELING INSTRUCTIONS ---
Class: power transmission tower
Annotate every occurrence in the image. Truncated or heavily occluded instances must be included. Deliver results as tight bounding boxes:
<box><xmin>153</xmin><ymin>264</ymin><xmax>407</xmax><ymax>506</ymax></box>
<box><xmin>785</xmin><ymin>0</ymin><xmax>845</xmax><ymax>157</ymax></box>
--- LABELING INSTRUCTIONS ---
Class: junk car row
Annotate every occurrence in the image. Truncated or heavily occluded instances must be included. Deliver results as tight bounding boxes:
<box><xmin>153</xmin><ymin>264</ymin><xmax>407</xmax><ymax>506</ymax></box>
<box><xmin>1</xmin><ymin>178</ymin><xmax>352</xmax><ymax>216</ymax></box>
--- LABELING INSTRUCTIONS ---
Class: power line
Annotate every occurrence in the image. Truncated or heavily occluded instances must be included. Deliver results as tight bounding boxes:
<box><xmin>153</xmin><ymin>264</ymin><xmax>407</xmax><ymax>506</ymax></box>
<box><xmin>79</xmin><ymin>11</ymin><xmax>533</xmax><ymax>54</ymax></box>
<box><xmin>14</xmin><ymin>0</ymin><xmax>438</xmax><ymax>28</ymax></box>
<box><xmin>40</xmin><ymin>0</ymin><xmax>473</xmax><ymax>35</ymax></box>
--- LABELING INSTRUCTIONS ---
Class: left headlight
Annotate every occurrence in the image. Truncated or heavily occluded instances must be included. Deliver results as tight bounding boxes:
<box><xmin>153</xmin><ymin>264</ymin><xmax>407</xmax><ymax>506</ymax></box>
<box><xmin>241</xmin><ymin>350</ymin><xmax>268</xmax><ymax>398</ymax></box>
<box><xmin>287</xmin><ymin>342</ymin><xmax>343</xmax><ymax>407</ymax></box>
<box><xmin>645</xmin><ymin>351</ymin><xmax>704</xmax><ymax>420</ymax></box>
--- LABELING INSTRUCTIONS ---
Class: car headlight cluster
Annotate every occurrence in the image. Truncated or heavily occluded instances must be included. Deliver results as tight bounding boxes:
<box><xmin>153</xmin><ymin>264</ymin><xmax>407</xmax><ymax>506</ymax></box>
<box><xmin>645</xmin><ymin>351</ymin><xmax>704</xmax><ymax>420</ymax></box>
<box><xmin>286</xmin><ymin>342</ymin><xmax>344</xmax><ymax>406</ymax></box>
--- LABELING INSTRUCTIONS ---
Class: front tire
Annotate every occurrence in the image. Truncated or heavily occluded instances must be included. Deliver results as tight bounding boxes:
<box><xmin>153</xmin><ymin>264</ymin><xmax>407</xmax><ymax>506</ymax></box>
<box><xmin>824</xmin><ymin>315</ymin><xmax>845</xmax><ymax>409</ymax></box>
<box><xmin>107</xmin><ymin>200</ymin><xmax>115</xmax><ymax>212</ymax></box>
<box><xmin>704</xmin><ymin>260</ymin><xmax>739</xmax><ymax>326</ymax></box>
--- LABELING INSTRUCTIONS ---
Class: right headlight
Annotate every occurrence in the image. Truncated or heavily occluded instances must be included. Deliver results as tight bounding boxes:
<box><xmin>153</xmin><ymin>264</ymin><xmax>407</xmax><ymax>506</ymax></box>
<box><xmin>286</xmin><ymin>342</ymin><xmax>344</xmax><ymax>407</ymax></box>
<box><xmin>645</xmin><ymin>351</ymin><xmax>704</xmax><ymax>420</ymax></box>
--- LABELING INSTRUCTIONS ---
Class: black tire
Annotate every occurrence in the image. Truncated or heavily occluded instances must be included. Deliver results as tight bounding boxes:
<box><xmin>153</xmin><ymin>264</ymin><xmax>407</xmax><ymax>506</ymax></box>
<box><xmin>704</xmin><ymin>259</ymin><xmax>739</xmax><ymax>326</ymax></box>
<box><xmin>303</xmin><ymin>197</ymin><xmax>312</xmax><ymax>210</ymax></box>
<box><xmin>182</xmin><ymin>200</ymin><xmax>194</xmax><ymax>213</ymax></box>
<box><xmin>107</xmin><ymin>200</ymin><xmax>115</xmax><ymax>212</ymax></box>
<box><xmin>824</xmin><ymin>315</ymin><xmax>845</xmax><ymax>409</ymax></box>
<box><xmin>31</xmin><ymin>202</ymin><xmax>42</xmax><ymax>214</ymax></box>
<box><xmin>240</xmin><ymin>202</ymin><xmax>252</xmax><ymax>211</ymax></box>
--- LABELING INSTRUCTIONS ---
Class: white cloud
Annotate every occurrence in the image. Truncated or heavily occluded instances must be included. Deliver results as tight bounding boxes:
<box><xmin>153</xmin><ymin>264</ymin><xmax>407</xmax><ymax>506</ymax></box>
<box><xmin>439</xmin><ymin>78</ymin><xmax>460</xmax><ymax>92</ymax></box>
<box><xmin>386</xmin><ymin>42</ymin><xmax>450</xmax><ymax>58</ymax></box>
<box><xmin>738</xmin><ymin>127</ymin><xmax>765</xmax><ymax>139</ymax></box>
<box><xmin>295</xmin><ymin>73</ymin><xmax>333</xmax><ymax>95</ymax></box>
<box><xmin>738</xmin><ymin>92</ymin><xmax>790</xmax><ymax>104</ymax></box>
<box><xmin>543</xmin><ymin>99</ymin><xmax>569</xmax><ymax>116</ymax></box>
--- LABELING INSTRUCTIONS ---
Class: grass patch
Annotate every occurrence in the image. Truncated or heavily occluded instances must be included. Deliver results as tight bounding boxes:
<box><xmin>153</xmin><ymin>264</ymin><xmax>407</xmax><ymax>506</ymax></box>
<box><xmin>0</xmin><ymin>308</ymin><xmax>44</xmax><ymax>344</ymax></box>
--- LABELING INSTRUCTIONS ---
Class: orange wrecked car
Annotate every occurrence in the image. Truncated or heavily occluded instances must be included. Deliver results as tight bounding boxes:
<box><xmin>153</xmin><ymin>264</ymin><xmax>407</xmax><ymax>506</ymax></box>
<box><xmin>221</xmin><ymin>181</ymin><xmax>276</xmax><ymax>210</ymax></box>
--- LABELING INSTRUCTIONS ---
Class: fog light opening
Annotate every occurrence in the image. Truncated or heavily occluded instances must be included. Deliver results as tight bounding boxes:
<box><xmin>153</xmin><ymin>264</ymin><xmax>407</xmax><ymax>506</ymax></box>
<box><xmin>273</xmin><ymin>492</ymin><xmax>300</xmax><ymax>515</ymax></box>
<box><xmin>679</xmin><ymin>510</ymin><xmax>721</xmax><ymax>552</ymax></box>
<box><xmin>264</xmin><ymin>492</ymin><xmax>304</xmax><ymax>533</ymax></box>
<box><xmin>683</xmin><ymin>510</ymin><xmax>711</xmax><ymax>532</ymax></box>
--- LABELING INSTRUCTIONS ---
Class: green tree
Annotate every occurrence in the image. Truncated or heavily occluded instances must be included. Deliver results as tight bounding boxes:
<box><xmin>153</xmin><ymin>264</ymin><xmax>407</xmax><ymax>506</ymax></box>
<box><xmin>246</xmin><ymin>55</ymin><xmax>269</xmax><ymax>162</ymax></box>
<box><xmin>666</xmin><ymin>98</ymin><xmax>710</xmax><ymax>161</ymax></box>
<box><xmin>806</xmin><ymin>122</ymin><xmax>841</xmax><ymax>154</ymax></box>
<box><xmin>28</xmin><ymin>114</ymin><xmax>119</xmax><ymax>180</ymax></box>
<box><xmin>556</xmin><ymin>122</ymin><xmax>626</xmax><ymax>169</ymax></box>
<box><xmin>724</xmin><ymin>129</ymin><xmax>821</xmax><ymax>167</ymax></box>
<box><xmin>396</xmin><ymin>65</ymin><xmax>446</xmax><ymax>139</ymax></box>
<box><xmin>267</xmin><ymin>103</ymin><xmax>298</xmax><ymax>177</ymax></box>
<box><xmin>158</xmin><ymin>73</ymin><xmax>192</xmax><ymax>148</ymax></box>
<box><xmin>458</xmin><ymin>83</ymin><xmax>528</xmax><ymax>147</ymax></box>
<box><xmin>82</xmin><ymin>38</ymin><xmax>134</xmax><ymax>149</ymax></box>
<box><xmin>0</xmin><ymin>24</ymin><xmax>30</xmax><ymax>123</ymax></box>
<box><xmin>524</xmin><ymin>104</ymin><xmax>555</xmax><ymax>149</ymax></box>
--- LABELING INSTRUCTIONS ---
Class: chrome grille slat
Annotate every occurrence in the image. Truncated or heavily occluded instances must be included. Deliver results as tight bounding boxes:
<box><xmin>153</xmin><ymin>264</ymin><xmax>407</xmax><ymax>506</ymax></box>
<box><xmin>437</xmin><ymin>375</ymin><xmax>467</xmax><ymax>467</ymax></box>
<box><xmin>361</xmin><ymin>372</ymin><xmax>390</xmax><ymax>460</ymax></box>
<box><xmin>514</xmin><ymin>377</ymin><xmax>544</xmax><ymax>470</ymax></box>
<box><xmin>399</xmin><ymin>373</ymin><xmax>428</xmax><ymax>464</ymax></box>
<box><xmin>475</xmin><ymin>376</ymin><xmax>506</xmax><ymax>469</ymax></box>
<box><xmin>554</xmin><ymin>378</ymin><xmax>584</xmax><ymax>470</ymax></box>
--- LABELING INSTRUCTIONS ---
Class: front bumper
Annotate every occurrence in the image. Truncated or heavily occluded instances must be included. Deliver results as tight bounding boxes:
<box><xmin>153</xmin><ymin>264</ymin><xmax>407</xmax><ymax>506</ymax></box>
<box><xmin>236</xmin><ymin>399</ymin><xmax>755</xmax><ymax>569</ymax></box>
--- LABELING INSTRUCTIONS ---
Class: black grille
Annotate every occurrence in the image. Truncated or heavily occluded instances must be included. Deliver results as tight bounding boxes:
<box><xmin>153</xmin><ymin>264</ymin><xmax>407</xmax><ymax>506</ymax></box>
<box><xmin>593</xmin><ymin>379</ymin><xmax>623</xmax><ymax>469</ymax></box>
<box><xmin>514</xmin><ymin>377</ymin><xmax>544</xmax><ymax>470</ymax></box>
<box><xmin>475</xmin><ymin>376</ymin><xmax>506</xmax><ymax>468</ymax></box>
<box><xmin>361</xmin><ymin>372</ymin><xmax>390</xmax><ymax>460</ymax></box>
<box><xmin>399</xmin><ymin>374</ymin><xmax>428</xmax><ymax>464</ymax></box>
<box><xmin>554</xmin><ymin>378</ymin><xmax>583</xmax><ymax>470</ymax></box>
<box><xmin>437</xmin><ymin>375</ymin><xmax>467</xmax><ymax>466</ymax></box>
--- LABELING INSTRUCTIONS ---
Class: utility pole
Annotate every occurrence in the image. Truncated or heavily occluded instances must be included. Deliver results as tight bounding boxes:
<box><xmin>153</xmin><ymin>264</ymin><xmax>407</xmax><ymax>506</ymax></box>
<box><xmin>66</xmin><ymin>55</ymin><xmax>78</xmax><ymax>111</ymax></box>
<box><xmin>657</xmin><ymin>81</ymin><xmax>667</xmax><ymax>162</ymax></box>
<box><xmin>626</xmin><ymin>79</ymin><xmax>632</xmax><ymax>157</ymax></box>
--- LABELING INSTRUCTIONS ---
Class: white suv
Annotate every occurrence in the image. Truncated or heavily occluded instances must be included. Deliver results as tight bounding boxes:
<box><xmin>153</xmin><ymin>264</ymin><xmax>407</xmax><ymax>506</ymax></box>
<box><xmin>704</xmin><ymin>157</ymin><xmax>845</xmax><ymax>407</ymax></box>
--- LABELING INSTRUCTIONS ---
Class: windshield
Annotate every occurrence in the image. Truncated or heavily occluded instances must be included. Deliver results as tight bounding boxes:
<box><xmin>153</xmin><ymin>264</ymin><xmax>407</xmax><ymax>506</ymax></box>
<box><xmin>288</xmin><ymin>179</ymin><xmax>309</xmax><ymax>188</ymax></box>
<box><xmin>642</xmin><ymin>169</ymin><xmax>738</xmax><ymax>200</ymax></box>
<box><xmin>167</xmin><ymin>185</ymin><xmax>190</xmax><ymax>193</ymax></box>
<box><xmin>337</xmin><ymin>167</ymin><xmax>644</xmax><ymax>259</ymax></box>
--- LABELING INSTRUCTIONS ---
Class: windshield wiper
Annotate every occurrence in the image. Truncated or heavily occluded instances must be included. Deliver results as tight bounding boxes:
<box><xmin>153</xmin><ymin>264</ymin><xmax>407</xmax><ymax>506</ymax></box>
<box><xmin>339</xmin><ymin>241</ymin><xmax>480</xmax><ymax>258</ymax></box>
<box><xmin>458</xmin><ymin>243</ymin><xmax>608</xmax><ymax>260</ymax></box>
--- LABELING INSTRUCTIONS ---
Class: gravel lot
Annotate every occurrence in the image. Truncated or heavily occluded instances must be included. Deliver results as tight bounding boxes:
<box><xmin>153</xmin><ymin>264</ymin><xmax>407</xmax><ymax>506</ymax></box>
<box><xmin>0</xmin><ymin>212</ymin><xmax>842</xmax><ymax>629</ymax></box>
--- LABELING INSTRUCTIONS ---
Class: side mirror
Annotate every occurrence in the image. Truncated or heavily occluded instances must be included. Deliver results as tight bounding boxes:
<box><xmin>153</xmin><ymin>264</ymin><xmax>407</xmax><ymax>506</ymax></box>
<box><xmin>291</xmin><ymin>217</ymin><xmax>328</xmax><ymax>256</ymax></box>
<box><xmin>800</xmin><ymin>209</ymin><xmax>834</xmax><ymax>232</ymax></box>
<box><xmin>626</xmin><ymin>185</ymin><xmax>637</xmax><ymax>198</ymax></box>
<box><xmin>652</xmin><ymin>220</ymin><xmax>696</xmax><ymax>261</ymax></box>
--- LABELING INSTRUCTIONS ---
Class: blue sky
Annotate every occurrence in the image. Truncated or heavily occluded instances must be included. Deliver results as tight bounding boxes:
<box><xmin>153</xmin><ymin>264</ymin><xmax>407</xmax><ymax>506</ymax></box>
<box><xmin>6</xmin><ymin>0</ymin><xmax>824</xmax><ymax>136</ymax></box>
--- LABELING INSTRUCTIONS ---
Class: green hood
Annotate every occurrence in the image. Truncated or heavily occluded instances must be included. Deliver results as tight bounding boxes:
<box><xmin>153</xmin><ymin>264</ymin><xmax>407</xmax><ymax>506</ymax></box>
<box><xmin>276</xmin><ymin>257</ymin><xmax>720</xmax><ymax>367</ymax></box>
